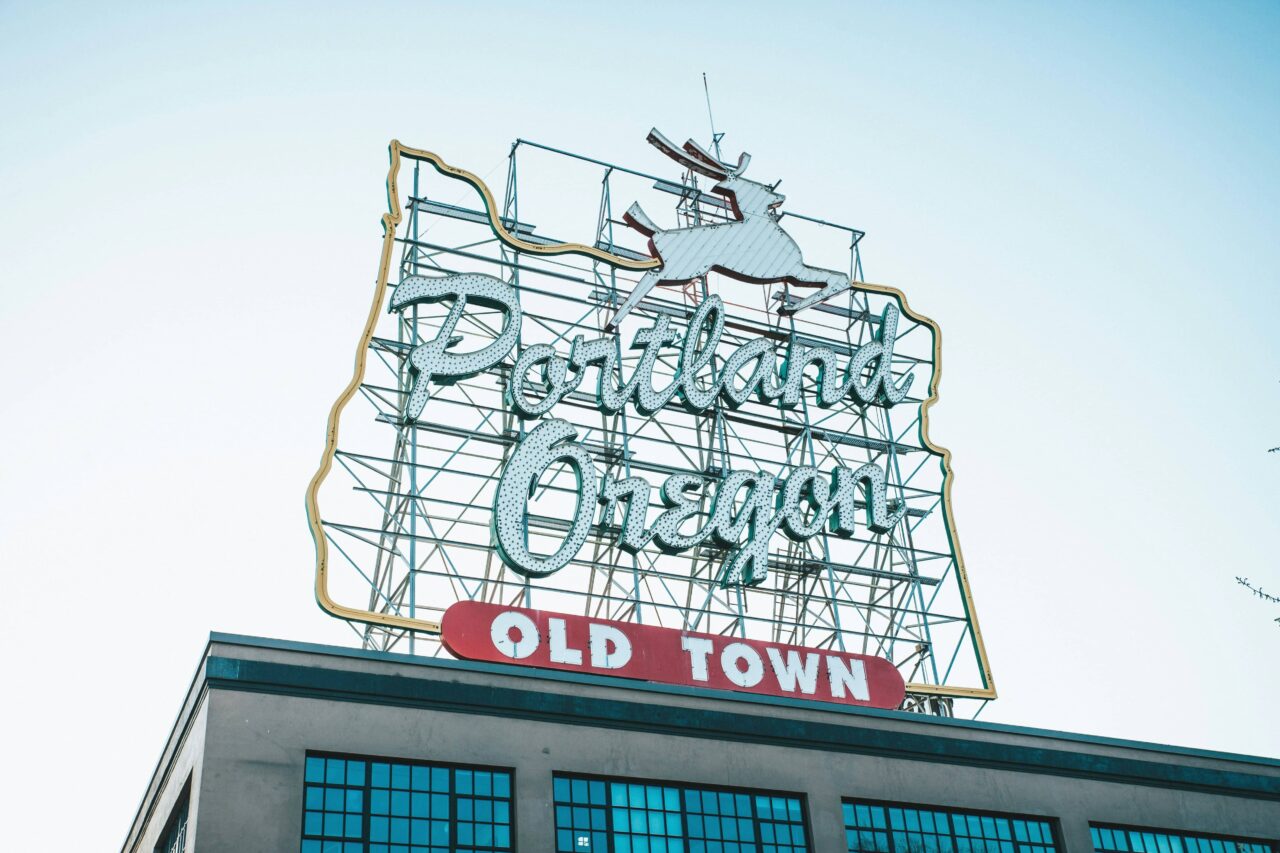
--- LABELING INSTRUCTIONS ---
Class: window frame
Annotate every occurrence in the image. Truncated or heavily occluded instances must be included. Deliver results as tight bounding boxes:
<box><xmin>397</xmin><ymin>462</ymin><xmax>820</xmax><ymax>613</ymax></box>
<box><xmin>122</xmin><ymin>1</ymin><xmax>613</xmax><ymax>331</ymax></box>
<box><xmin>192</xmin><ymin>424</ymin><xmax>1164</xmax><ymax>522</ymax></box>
<box><xmin>552</xmin><ymin>768</ymin><xmax>813</xmax><ymax>853</ymax></box>
<box><xmin>299</xmin><ymin>749</ymin><xmax>518</xmax><ymax>853</ymax></box>
<box><xmin>841</xmin><ymin>796</ymin><xmax>1063</xmax><ymax>853</ymax></box>
<box><xmin>154</xmin><ymin>777</ymin><xmax>192</xmax><ymax>853</ymax></box>
<box><xmin>1089</xmin><ymin>821</ymin><xmax>1277</xmax><ymax>853</ymax></box>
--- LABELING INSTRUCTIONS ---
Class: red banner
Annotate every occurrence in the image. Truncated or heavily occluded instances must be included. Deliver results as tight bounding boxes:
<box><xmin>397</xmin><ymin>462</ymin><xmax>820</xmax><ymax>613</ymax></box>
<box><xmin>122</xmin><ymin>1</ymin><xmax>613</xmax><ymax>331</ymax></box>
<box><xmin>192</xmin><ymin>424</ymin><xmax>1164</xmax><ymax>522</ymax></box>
<box><xmin>440</xmin><ymin>601</ymin><xmax>906</xmax><ymax>710</ymax></box>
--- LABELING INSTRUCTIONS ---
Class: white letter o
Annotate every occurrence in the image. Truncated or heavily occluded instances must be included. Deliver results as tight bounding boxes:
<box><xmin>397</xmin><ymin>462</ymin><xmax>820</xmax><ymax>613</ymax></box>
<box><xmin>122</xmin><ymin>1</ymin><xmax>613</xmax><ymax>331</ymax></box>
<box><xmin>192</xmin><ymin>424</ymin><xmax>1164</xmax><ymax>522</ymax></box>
<box><xmin>720</xmin><ymin>642</ymin><xmax>764</xmax><ymax>687</ymax></box>
<box><xmin>490</xmin><ymin>611</ymin><xmax>539</xmax><ymax>660</ymax></box>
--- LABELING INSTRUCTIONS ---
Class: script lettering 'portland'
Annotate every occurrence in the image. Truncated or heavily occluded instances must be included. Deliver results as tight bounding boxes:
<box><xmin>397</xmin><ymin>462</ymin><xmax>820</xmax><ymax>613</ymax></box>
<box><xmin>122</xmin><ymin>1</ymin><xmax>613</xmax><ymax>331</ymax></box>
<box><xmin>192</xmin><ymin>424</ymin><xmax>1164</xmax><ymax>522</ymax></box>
<box><xmin>391</xmin><ymin>272</ymin><xmax>912</xmax><ymax>588</ymax></box>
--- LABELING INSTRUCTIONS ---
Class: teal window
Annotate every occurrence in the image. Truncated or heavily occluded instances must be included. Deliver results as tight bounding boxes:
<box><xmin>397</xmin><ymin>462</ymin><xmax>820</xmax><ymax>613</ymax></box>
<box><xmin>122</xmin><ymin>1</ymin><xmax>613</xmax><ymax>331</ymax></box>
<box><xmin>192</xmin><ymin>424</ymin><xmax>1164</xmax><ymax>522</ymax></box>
<box><xmin>553</xmin><ymin>772</ymin><xmax>809</xmax><ymax>853</ymax></box>
<box><xmin>155</xmin><ymin>786</ymin><xmax>189</xmax><ymax>853</ymax></box>
<box><xmin>843</xmin><ymin>800</ymin><xmax>1057</xmax><ymax>853</ymax></box>
<box><xmin>1091</xmin><ymin>823</ymin><xmax>1274</xmax><ymax>853</ymax></box>
<box><xmin>301</xmin><ymin>752</ymin><xmax>513</xmax><ymax>853</ymax></box>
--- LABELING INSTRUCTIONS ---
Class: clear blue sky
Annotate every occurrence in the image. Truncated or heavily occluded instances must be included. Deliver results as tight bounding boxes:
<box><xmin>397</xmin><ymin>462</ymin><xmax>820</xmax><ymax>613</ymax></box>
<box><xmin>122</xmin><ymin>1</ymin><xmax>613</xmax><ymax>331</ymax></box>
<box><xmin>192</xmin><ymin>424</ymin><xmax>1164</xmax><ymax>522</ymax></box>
<box><xmin>1</xmin><ymin>3</ymin><xmax>1277</xmax><ymax>848</ymax></box>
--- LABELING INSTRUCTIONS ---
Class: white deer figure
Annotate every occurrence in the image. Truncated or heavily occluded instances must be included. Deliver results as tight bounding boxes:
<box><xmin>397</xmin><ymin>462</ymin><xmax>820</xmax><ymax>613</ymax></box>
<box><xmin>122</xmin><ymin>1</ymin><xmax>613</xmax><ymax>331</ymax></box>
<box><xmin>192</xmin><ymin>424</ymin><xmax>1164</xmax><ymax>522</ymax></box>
<box><xmin>608</xmin><ymin>128</ymin><xmax>850</xmax><ymax>330</ymax></box>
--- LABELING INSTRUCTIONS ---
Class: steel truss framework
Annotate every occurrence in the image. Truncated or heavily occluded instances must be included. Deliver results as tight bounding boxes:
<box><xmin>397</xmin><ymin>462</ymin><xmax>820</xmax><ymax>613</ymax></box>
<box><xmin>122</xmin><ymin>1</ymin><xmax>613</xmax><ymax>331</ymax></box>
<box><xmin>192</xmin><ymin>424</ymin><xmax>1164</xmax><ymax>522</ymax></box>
<box><xmin>311</xmin><ymin>137</ymin><xmax>994</xmax><ymax>715</ymax></box>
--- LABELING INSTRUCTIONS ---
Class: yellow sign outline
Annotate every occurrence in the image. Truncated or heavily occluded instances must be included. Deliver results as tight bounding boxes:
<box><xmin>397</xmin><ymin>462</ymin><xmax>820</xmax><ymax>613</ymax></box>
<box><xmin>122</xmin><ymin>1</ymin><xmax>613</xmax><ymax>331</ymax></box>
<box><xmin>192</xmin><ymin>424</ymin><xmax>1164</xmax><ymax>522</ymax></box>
<box><xmin>305</xmin><ymin>140</ymin><xmax>996</xmax><ymax>701</ymax></box>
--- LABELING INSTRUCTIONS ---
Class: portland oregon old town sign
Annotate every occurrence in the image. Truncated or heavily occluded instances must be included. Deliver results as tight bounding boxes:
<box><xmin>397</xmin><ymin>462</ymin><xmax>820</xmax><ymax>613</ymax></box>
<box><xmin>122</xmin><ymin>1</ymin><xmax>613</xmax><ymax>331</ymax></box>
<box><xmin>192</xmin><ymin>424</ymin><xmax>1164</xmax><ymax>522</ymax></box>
<box><xmin>306</xmin><ymin>129</ymin><xmax>995</xmax><ymax>713</ymax></box>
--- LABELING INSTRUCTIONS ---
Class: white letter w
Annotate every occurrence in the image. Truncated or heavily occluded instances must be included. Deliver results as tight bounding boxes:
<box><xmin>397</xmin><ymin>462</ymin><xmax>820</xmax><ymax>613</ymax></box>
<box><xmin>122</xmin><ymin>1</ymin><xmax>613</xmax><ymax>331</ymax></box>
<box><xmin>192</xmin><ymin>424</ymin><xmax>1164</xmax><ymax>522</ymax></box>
<box><xmin>765</xmin><ymin>648</ymin><xmax>820</xmax><ymax>695</ymax></box>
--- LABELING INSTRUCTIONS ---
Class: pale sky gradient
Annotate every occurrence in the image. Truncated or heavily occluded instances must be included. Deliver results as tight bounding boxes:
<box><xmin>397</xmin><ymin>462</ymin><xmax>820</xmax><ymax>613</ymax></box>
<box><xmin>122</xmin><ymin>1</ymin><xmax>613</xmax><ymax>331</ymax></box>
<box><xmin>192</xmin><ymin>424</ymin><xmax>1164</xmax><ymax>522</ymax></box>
<box><xmin>1</xmin><ymin>2</ymin><xmax>1277</xmax><ymax>849</ymax></box>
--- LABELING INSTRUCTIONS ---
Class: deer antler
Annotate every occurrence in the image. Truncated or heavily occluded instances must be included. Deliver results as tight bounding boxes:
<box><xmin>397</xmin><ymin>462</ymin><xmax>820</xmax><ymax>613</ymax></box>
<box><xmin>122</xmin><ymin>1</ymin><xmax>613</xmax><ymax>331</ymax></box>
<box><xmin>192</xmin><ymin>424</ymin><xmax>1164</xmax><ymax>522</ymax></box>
<box><xmin>682</xmin><ymin>138</ymin><xmax>750</xmax><ymax>177</ymax></box>
<box><xmin>646</xmin><ymin>128</ymin><xmax>727</xmax><ymax>179</ymax></box>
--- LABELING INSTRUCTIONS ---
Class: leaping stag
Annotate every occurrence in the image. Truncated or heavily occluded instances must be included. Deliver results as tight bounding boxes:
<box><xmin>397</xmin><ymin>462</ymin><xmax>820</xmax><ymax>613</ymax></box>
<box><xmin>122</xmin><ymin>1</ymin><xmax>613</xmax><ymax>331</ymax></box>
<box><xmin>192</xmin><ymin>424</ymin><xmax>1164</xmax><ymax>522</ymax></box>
<box><xmin>608</xmin><ymin>129</ymin><xmax>850</xmax><ymax>330</ymax></box>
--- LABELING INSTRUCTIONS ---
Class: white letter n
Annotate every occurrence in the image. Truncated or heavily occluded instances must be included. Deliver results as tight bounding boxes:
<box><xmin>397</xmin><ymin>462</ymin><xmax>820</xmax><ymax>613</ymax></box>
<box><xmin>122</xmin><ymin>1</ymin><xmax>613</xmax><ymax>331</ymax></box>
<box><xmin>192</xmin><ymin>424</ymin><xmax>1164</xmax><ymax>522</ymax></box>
<box><xmin>827</xmin><ymin>655</ymin><xmax>870</xmax><ymax>701</ymax></box>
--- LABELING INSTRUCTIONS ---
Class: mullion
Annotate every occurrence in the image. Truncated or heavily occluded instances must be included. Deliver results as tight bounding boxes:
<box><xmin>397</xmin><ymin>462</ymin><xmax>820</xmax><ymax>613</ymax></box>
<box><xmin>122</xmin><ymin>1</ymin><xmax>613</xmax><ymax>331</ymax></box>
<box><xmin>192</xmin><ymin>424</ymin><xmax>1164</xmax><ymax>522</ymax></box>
<box><xmin>603</xmin><ymin>781</ymin><xmax>617</xmax><ymax>853</ymax></box>
<box><xmin>363</xmin><ymin>762</ymin><xmax>374</xmax><ymax>850</ymax></box>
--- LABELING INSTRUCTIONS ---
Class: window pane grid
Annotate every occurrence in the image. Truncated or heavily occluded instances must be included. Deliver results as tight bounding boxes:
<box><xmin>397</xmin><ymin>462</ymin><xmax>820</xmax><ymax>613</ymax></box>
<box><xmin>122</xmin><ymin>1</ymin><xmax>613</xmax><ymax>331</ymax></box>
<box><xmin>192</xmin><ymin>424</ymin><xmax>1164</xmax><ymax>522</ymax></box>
<box><xmin>155</xmin><ymin>792</ymin><xmax>189</xmax><ymax>853</ymax></box>
<box><xmin>1091</xmin><ymin>824</ymin><xmax>1274</xmax><ymax>853</ymax></box>
<box><xmin>301</xmin><ymin>753</ymin><xmax>513</xmax><ymax>853</ymax></box>
<box><xmin>554</xmin><ymin>773</ymin><xmax>809</xmax><ymax>853</ymax></box>
<box><xmin>843</xmin><ymin>800</ymin><xmax>1057</xmax><ymax>853</ymax></box>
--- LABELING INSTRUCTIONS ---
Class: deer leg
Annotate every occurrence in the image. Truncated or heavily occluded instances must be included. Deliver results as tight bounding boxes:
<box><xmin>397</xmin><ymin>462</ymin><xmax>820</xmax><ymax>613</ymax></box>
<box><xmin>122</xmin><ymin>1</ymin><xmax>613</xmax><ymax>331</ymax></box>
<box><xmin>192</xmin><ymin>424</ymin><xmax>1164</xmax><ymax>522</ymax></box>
<box><xmin>778</xmin><ymin>268</ymin><xmax>851</xmax><ymax>316</ymax></box>
<box><xmin>607</xmin><ymin>270</ymin><xmax>663</xmax><ymax>331</ymax></box>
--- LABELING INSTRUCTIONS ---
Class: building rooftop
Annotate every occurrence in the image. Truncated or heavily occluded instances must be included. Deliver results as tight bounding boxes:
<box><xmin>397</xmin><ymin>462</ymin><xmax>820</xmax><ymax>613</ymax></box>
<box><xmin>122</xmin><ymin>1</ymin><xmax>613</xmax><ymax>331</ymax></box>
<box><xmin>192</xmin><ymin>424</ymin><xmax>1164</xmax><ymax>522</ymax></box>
<box><xmin>124</xmin><ymin>632</ymin><xmax>1280</xmax><ymax>852</ymax></box>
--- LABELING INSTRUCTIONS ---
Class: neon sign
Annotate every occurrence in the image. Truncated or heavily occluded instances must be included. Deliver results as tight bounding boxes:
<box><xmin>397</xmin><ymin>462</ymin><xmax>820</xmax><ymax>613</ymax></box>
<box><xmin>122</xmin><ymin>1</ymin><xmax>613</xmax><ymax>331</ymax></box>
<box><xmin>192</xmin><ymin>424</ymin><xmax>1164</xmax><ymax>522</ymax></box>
<box><xmin>441</xmin><ymin>601</ymin><xmax>907</xmax><ymax>709</ymax></box>
<box><xmin>306</xmin><ymin>130</ymin><xmax>997</xmax><ymax>706</ymax></box>
<box><xmin>393</xmin><ymin>272</ymin><xmax>912</xmax><ymax>587</ymax></box>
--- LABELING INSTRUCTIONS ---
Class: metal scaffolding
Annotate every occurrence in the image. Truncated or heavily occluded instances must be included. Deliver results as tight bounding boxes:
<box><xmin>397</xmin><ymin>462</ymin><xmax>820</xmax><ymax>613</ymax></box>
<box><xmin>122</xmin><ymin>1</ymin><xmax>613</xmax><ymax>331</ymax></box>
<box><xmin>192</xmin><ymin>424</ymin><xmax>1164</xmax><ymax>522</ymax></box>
<box><xmin>313</xmin><ymin>135</ymin><xmax>991</xmax><ymax>715</ymax></box>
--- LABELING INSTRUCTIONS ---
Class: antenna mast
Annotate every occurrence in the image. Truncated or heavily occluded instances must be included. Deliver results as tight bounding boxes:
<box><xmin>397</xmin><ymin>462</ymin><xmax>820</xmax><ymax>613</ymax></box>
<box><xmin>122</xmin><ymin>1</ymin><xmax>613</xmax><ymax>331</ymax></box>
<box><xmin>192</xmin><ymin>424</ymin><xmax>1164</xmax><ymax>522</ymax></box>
<box><xmin>702</xmin><ymin>72</ymin><xmax>725</xmax><ymax>161</ymax></box>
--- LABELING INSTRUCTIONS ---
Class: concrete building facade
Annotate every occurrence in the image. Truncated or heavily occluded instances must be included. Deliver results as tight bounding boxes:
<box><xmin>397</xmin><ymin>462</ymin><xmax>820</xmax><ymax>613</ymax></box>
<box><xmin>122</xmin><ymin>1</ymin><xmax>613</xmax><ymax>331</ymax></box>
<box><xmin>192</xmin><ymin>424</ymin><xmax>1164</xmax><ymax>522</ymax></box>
<box><xmin>124</xmin><ymin>634</ymin><xmax>1279</xmax><ymax>853</ymax></box>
